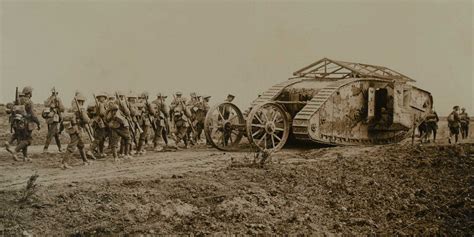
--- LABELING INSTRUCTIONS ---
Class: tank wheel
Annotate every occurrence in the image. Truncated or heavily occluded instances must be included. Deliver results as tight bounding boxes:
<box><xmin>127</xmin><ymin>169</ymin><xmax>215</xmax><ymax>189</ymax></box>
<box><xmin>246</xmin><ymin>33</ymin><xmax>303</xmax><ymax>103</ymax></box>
<box><xmin>246</xmin><ymin>102</ymin><xmax>290</xmax><ymax>152</ymax></box>
<box><xmin>204</xmin><ymin>102</ymin><xmax>245</xmax><ymax>151</ymax></box>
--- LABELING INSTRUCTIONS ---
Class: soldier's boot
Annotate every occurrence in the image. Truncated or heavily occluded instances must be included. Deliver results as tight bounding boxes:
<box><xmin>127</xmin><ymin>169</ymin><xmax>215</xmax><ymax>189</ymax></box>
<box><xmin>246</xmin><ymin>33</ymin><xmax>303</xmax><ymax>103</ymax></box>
<box><xmin>183</xmin><ymin>137</ymin><xmax>189</xmax><ymax>149</ymax></box>
<box><xmin>124</xmin><ymin>145</ymin><xmax>132</xmax><ymax>159</ymax></box>
<box><xmin>79</xmin><ymin>149</ymin><xmax>90</xmax><ymax>165</ymax></box>
<box><xmin>153</xmin><ymin>143</ymin><xmax>163</xmax><ymax>152</ymax></box>
<box><xmin>86</xmin><ymin>150</ymin><xmax>97</xmax><ymax>160</ymax></box>
<box><xmin>61</xmin><ymin>154</ymin><xmax>72</xmax><ymax>169</ymax></box>
<box><xmin>43</xmin><ymin>145</ymin><xmax>49</xmax><ymax>153</ymax></box>
<box><xmin>163</xmin><ymin>134</ymin><xmax>169</xmax><ymax>147</ymax></box>
<box><xmin>137</xmin><ymin>140</ymin><xmax>144</xmax><ymax>155</ymax></box>
<box><xmin>22</xmin><ymin>149</ymin><xmax>31</xmax><ymax>162</ymax></box>
<box><xmin>112</xmin><ymin>148</ymin><xmax>118</xmax><ymax>162</ymax></box>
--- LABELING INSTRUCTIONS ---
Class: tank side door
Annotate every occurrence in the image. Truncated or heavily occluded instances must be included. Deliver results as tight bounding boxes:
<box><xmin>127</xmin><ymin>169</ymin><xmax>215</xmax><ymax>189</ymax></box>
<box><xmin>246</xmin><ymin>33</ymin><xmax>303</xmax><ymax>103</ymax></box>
<box><xmin>367</xmin><ymin>87</ymin><xmax>375</xmax><ymax>122</ymax></box>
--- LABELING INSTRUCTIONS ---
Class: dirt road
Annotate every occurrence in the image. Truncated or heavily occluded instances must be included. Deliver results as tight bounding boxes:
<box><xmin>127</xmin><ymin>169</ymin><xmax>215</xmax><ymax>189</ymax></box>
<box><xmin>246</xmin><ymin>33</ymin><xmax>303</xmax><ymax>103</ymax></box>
<box><xmin>1</xmin><ymin>142</ymin><xmax>473</xmax><ymax>235</ymax></box>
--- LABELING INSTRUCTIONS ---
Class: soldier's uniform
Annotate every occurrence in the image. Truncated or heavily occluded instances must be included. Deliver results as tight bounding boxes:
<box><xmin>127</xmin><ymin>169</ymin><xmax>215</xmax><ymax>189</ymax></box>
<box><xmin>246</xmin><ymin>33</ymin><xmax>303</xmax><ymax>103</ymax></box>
<box><xmin>61</xmin><ymin>93</ymin><xmax>96</xmax><ymax>169</ymax></box>
<box><xmin>88</xmin><ymin>92</ymin><xmax>108</xmax><ymax>158</ymax></box>
<box><xmin>106</xmin><ymin>104</ymin><xmax>132</xmax><ymax>160</ymax></box>
<box><xmin>126</xmin><ymin>93</ymin><xmax>141</xmax><ymax>155</ymax></box>
<box><xmin>152</xmin><ymin>93</ymin><xmax>170</xmax><ymax>151</ymax></box>
<box><xmin>425</xmin><ymin>110</ymin><xmax>439</xmax><ymax>142</ymax></box>
<box><xmin>42</xmin><ymin>88</ymin><xmax>65</xmax><ymax>152</ymax></box>
<box><xmin>448</xmin><ymin>106</ymin><xmax>461</xmax><ymax>144</ymax></box>
<box><xmin>5</xmin><ymin>108</ymin><xmax>32</xmax><ymax>162</ymax></box>
<box><xmin>136</xmin><ymin>93</ymin><xmax>155</xmax><ymax>154</ymax></box>
<box><xmin>170</xmin><ymin>92</ymin><xmax>190</xmax><ymax>148</ymax></box>
<box><xmin>186</xmin><ymin>93</ymin><xmax>200</xmax><ymax>145</ymax></box>
<box><xmin>221</xmin><ymin>94</ymin><xmax>235</xmax><ymax>146</ymax></box>
<box><xmin>199</xmin><ymin>95</ymin><xmax>211</xmax><ymax>144</ymax></box>
<box><xmin>5</xmin><ymin>87</ymin><xmax>41</xmax><ymax>149</ymax></box>
<box><xmin>459</xmin><ymin>108</ymin><xmax>470</xmax><ymax>139</ymax></box>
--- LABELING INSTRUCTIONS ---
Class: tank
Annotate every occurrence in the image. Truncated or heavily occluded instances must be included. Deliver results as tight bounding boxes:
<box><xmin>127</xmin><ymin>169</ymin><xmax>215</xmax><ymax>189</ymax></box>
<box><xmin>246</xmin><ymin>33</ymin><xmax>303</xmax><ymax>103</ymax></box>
<box><xmin>204</xmin><ymin>58</ymin><xmax>433</xmax><ymax>152</ymax></box>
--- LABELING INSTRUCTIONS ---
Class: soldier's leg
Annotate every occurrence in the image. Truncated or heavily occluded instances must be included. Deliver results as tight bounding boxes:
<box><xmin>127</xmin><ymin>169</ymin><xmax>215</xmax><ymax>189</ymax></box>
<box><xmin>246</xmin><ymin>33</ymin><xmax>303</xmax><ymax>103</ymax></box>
<box><xmin>137</xmin><ymin>125</ymin><xmax>149</xmax><ymax>153</ymax></box>
<box><xmin>43</xmin><ymin>124</ymin><xmax>54</xmax><ymax>152</ymax></box>
<box><xmin>153</xmin><ymin>126</ymin><xmax>163</xmax><ymax>151</ymax></box>
<box><xmin>162</xmin><ymin>128</ymin><xmax>169</xmax><ymax>145</ymax></box>
<box><xmin>117</xmin><ymin>127</ymin><xmax>131</xmax><ymax>158</ymax></box>
<box><xmin>76</xmin><ymin>134</ymin><xmax>92</xmax><ymax>163</ymax></box>
<box><xmin>15</xmin><ymin>140</ymin><xmax>30</xmax><ymax>162</ymax></box>
<box><xmin>62</xmin><ymin>133</ymin><xmax>79</xmax><ymax>168</ymax></box>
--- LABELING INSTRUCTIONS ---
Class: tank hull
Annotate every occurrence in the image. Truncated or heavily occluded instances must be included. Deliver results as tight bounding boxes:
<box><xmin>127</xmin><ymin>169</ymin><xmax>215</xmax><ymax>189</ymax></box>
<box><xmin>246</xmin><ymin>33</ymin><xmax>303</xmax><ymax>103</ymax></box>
<box><xmin>291</xmin><ymin>78</ymin><xmax>433</xmax><ymax>145</ymax></box>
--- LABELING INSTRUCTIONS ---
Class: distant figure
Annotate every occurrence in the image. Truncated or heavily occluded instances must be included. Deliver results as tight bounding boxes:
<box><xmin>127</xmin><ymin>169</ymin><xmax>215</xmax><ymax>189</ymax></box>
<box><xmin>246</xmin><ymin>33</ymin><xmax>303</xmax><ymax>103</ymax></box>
<box><xmin>459</xmin><ymin>108</ymin><xmax>470</xmax><ymax>139</ymax></box>
<box><xmin>447</xmin><ymin>106</ymin><xmax>461</xmax><ymax>144</ymax></box>
<box><xmin>425</xmin><ymin>109</ymin><xmax>439</xmax><ymax>142</ymax></box>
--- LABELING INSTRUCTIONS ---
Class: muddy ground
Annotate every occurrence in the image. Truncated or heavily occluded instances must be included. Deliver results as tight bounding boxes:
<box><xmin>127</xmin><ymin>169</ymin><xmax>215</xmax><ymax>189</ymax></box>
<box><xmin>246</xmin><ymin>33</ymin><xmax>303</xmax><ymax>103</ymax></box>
<box><xmin>0</xmin><ymin>141</ymin><xmax>473</xmax><ymax>235</ymax></box>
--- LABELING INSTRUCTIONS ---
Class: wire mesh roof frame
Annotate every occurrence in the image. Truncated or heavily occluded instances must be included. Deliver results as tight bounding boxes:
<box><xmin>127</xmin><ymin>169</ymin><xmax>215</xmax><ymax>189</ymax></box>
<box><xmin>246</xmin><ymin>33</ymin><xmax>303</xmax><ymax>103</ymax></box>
<box><xmin>293</xmin><ymin>58</ymin><xmax>415</xmax><ymax>82</ymax></box>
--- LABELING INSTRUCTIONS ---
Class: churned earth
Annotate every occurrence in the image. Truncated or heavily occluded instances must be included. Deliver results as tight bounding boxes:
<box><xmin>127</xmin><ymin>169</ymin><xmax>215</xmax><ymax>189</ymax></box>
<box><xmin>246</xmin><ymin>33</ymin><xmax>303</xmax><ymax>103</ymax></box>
<box><xmin>0</xmin><ymin>141</ymin><xmax>473</xmax><ymax>235</ymax></box>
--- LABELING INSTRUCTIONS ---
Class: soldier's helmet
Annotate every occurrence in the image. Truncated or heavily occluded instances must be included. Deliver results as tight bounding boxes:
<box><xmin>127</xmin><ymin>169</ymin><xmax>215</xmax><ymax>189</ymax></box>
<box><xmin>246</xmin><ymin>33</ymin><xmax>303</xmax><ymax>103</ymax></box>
<box><xmin>156</xmin><ymin>92</ymin><xmax>163</xmax><ymax>98</ymax></box>
<box><xmin>96</xmin><ymin>92</ymin><xmax>108</xmax><ymax>98</ymax></box>
<box><xmin>140</xmin><ymin>92</ymin><xmax>149</xmax><ymax>98</ymax></box>
<box><xmin>22</xmin><ymin>86</ymin><xmax>33</xmax><ymax>95</ymax></box>
<box><xmin>75</xmin><ymin>93</ymin><xmax>86</xmax><ymax>101</ymax></box>
<box><xmin>461</xmin><ymin>107</ymin><xmax>466</xmax><ymax>111</ymax></box>
<box><xmin>203</xmin><ymin>95</ymin><xmax>211</xmax><ymax>100</ymax></box>
<box><xmin>117</xmin><ymin>90</ymin><xmax>126</xmax><ymax>96</ymax></box>
<box><xmin>18</xmin><ymin>92</ymin><xmax>26</xmax><ymax>97</ymax></box>
<box><xmin>128</xmin><ymin>91</ymin><xmax>138</xmax><ymax>98</ymax></box>
<box><xmin>109</xmin><ymin>104</ymin><xmax>119</xmax><ymax>111</ymax></box>
<box><xmin>190</xmin><ymin>92</ymin><xmax>197</xmax><ymax>98</ymax></box>
<box><xmin>87</xmin><ymin>103</ymin><xmax>96</xmax><ymax>113</ymax></box>
<box><xmin>227</xmin><ymin>94</ymin><xmax>235</xmax><ymax>98</ymax></box>
<box><xmin>453</xmin><ymin>105</ymin><xmax>460</xmax><ymax>110</ymax></box>
<box><xmin>176</xmin><ymin>91</ymin><xmax>182</xmax><ymax>96</ymax></box>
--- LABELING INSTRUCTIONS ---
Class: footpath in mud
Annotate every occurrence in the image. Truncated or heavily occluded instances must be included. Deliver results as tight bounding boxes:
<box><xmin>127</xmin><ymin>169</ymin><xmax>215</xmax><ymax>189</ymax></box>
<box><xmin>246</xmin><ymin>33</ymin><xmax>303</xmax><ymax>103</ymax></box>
<box><xmin>0</xmin><ymin>143</ymin><xmax>473</xmax><ymax>235</ymax></box>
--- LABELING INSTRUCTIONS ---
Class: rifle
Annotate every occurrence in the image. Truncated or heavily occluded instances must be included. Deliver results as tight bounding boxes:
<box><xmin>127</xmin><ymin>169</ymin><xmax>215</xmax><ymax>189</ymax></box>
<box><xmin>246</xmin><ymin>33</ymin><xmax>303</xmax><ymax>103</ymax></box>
<box><xmin>74</xmin><ymin>97</ymin><xmax>95</xmax><ymax>142</ymax></box>
<box><xmin>114</xmin><ymin>92</ymin><xmax>139</xmax><ymax>145</ymax></box>
<box><xmin>124</xmin><ymin>96</ymin><xmax>144</xmax><ymax>134</ymax></box>
<box><xmin>144</xmin><ymin>96</ymin><xmax>157</xmax><ymax>131</ymax></box>
<box><xmin>159</xmin><ymin>96</ymin><xmax>170</xmax><ymax>134</ymax></box>
<box><xmin>173</xmin><ymin>95</ymin><xmax>196</xmax><ymax>134</ymax></box>
<box><xmin>14</xmin><ymin>87</ymin><xmax>19</xmax><ymax>105</ymax></box>
<box><xmin>9</xmin><ymin>87</ymin><xmax>19</xmax><ymax>133</ymax></box>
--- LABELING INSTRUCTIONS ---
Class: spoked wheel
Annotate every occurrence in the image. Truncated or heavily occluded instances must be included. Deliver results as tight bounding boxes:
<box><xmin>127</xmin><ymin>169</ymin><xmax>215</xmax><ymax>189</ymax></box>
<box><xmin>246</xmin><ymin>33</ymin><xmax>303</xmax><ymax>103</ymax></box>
<box><xmin>246</xmin><ymin>102</ymin><xmax>290</xmax><ymax>152</ymax></box>
<box><xmin>204</xmin><ymin>102</ymin><xmax>245</xmax><ymax>151</ymax></box>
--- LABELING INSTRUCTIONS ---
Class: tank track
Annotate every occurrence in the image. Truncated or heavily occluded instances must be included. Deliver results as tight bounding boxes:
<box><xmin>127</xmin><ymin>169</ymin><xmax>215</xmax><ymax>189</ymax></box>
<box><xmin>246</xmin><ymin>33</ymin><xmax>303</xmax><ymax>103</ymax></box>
<box><xmin>292</xmin><ymin>85</ymin><xmax>340</xmax><ymax>140</ymax></box>
<box><xmin>250</xmin><ymin>78</ymin><xmax>303</xmax><ymax>107</ymax></box>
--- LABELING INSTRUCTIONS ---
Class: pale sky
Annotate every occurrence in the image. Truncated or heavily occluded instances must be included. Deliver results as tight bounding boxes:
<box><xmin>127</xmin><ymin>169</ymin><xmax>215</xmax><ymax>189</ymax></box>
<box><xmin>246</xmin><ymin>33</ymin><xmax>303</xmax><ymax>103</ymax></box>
<box><xmin>1</xmin><ymin>0</ymin><xmax>472</xmax><ymax>115</ymax></box>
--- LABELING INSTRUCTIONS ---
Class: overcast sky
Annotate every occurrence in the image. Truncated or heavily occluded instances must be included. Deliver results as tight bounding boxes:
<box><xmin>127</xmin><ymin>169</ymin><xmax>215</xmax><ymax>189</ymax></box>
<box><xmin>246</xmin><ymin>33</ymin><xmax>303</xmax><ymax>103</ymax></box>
<box><xmin>1</xmin><ymin>0</ymin><xmax>472</xmax><ymax>115</ymax></box>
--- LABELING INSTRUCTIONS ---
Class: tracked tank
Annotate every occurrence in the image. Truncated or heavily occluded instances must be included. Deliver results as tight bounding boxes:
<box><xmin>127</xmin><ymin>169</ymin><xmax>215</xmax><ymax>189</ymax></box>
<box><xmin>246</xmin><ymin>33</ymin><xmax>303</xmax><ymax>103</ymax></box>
<box><xmin>204</xmin><ymin>58</ymin><xmax>433</xmax><ymax>152</ymax></box>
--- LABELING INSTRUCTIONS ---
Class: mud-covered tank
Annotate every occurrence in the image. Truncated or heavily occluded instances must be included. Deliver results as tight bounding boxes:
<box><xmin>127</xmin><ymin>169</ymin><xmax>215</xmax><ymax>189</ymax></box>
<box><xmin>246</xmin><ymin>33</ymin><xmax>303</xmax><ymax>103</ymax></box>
<box><xmin>204</xmin><ymin>58</ymin><xmax>433</xmax><ymax>152</ymax></box>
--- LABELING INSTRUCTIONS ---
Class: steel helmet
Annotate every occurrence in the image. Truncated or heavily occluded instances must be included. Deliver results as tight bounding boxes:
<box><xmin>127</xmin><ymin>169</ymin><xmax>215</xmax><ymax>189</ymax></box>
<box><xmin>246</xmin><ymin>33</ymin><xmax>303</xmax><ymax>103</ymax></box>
<box><xmin>22</xmin><ymin>86</ymin><xmax>33</xmax><ymax>95</ymax></box>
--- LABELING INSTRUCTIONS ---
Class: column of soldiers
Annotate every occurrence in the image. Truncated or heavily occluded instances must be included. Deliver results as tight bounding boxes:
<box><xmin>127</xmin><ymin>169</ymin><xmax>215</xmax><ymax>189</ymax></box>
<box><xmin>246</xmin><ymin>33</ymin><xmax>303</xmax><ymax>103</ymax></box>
<box><xmin>447</xmin><ymin>105</ymin><xmax>470</xmax><ymax>144</ymax></box>
<box><xmin>4</xmin><ymin>86</ymin><xmax>215</xmax><ymax>169</ymax></box>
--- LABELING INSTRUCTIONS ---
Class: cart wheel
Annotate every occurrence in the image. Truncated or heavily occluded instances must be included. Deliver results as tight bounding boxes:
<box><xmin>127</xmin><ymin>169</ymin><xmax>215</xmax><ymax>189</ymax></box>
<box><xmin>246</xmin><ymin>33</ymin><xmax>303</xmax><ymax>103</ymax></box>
<box><xmin>246</xmin><ymin>102</ymin><xmax>290</xmax><ymax>152</ymax></box>
<box><xmin>204</xmin><ymin>102</ymin><xmax>245</xmax><ymax>151</ymax></box>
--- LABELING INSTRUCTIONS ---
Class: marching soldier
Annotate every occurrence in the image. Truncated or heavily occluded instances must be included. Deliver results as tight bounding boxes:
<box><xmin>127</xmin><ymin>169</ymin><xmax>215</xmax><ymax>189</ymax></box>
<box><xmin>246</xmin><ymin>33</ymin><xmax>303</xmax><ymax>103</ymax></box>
<box><xmin>152</xmin><ymin>93</ymin><xmax>170</xmax><ymax>151</ymax></box>
<box><xmin>7</xmin><ymin>87</ymin><xmax>41</xmax><ymax>150</ymax></box>
<box><xmin>136</xmin><ymin>92</ymin><xmax>155</xmax><ymax>154</ymax></box>
<box><xmin>221</xmin><ymin>94</ymin><xmax>235</xmax><ymax>146</ymax></box>
<box><xmin>447</xmin><ymin>105</ymin><xmax>461</xmax><ymax>144</ymax></box>
<box><xmin>199</xmin><ymin>95</ymin><xmax>211</xmax><ymax>145</ymax></box>
<box><xmin>42</xmin><ymin>87</ymin><xmax>65</xmax><ymax>153</ymax></box>
<box><xmin>106</xmin><ymin>104</ymin><xmax>132</xmax><ymax>160</ymax></box>
<box><xmin>126</xmin><ymin>92</ymin><xmax>141</xmax><ymax>155</ymax></box>
<box><xmin>88</xmin><ymin>92</ymin><xmax>108</xmax><ymax>158</ymax></box>
<box><xmin>425</xmin><ymin>109</ymin><xmax>439</xmax><ymax>143</ymax></box>
<box><xmin>170</xmin><ymin>91</ymin><xmax>190</xmax><ymax>148</ymax></box>
<box><xmin>186</xmin><ymin>92</ymin><xmax>200</xmax><ymax>145</ymax></box>
<box><xmin>459</xmin><ymin>108</ymin><xmax>470</xmax><ymax>139</ymax></box>
<box><xmin>5</xmin><ymin>107</ymin><xmax>33</xmax><ymax>162</ymax></box>
<box><xmin>61</xmin><ymin>93</ymin><xmax>96</xmax><ymax>168</ymax></box>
